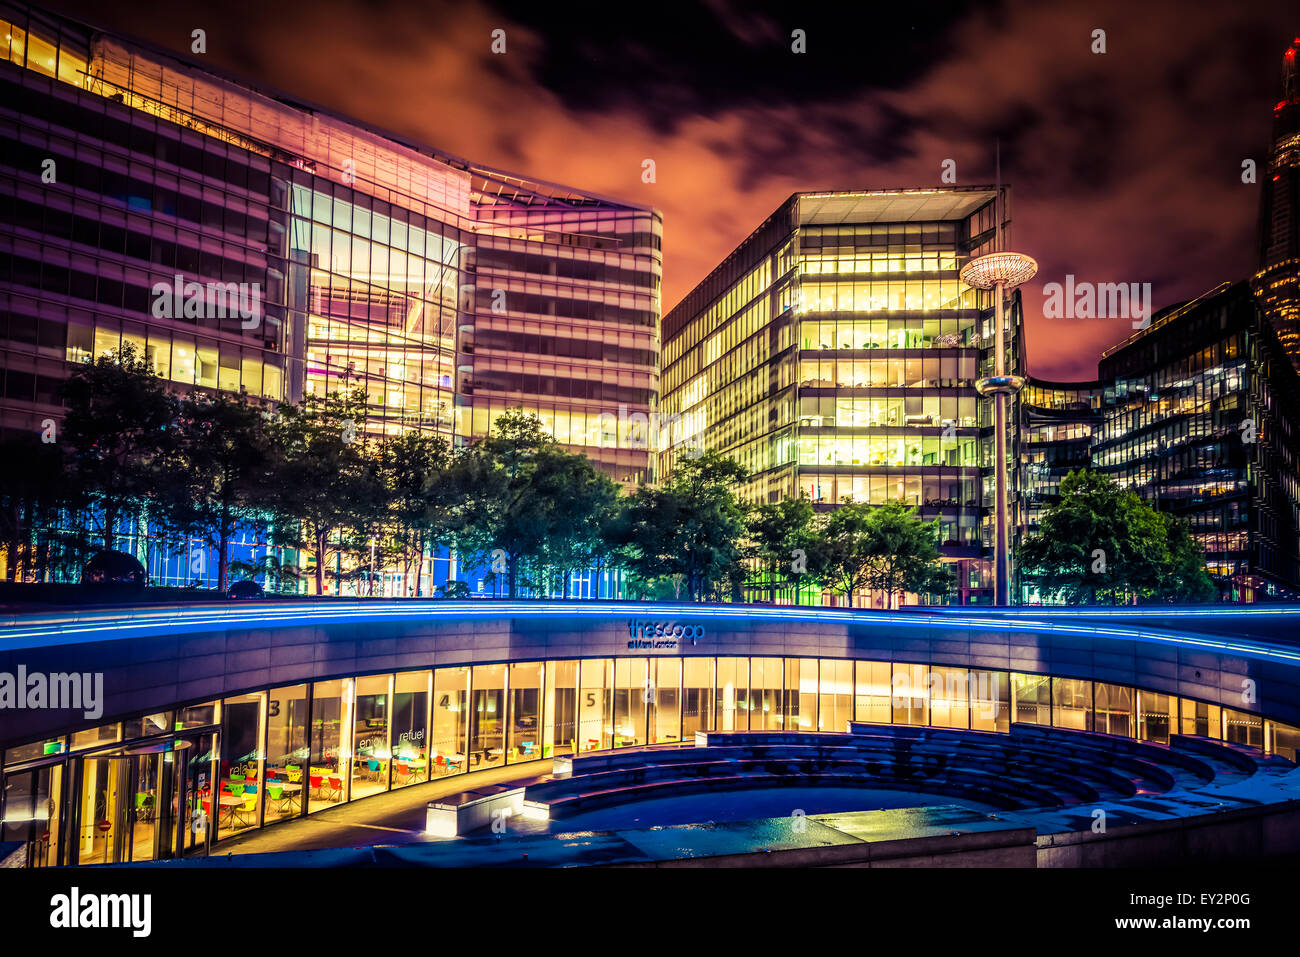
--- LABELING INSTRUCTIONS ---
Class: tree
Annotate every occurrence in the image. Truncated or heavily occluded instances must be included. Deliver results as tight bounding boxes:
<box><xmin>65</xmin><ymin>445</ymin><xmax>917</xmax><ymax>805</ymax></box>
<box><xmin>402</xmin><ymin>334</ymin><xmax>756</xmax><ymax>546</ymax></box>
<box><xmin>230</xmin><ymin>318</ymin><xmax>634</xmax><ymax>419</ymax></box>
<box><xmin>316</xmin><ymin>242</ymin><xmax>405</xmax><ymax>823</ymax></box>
<box><xmin>748</xmin><ymin>495</ymin><xmax>817</xmax><ymax>603</ymax></box>
<box><xmin>616</xmin><ymin>450</ymin><xmax>749</xmax><ymax>601</ymax></box>
<box><xmin>60</xmin><ymin>345</ymin><xmax>178</xmax><ymax>551</ymax></box>
<box><xmin>449</xmin><ymin>409</ymin><xmax>608</xmax><ymax>599</ymax></box>
<box><xmin>1158</xmin><ymin>518</ymin><xmax>1218</xmax><ymax>602</ymax></box>
<box><xmin>165</xmin><ymin>390</ymin><xmax>275</xmax><ymax>592</ymax></box>
<box><xmin>1018</xmin><ymin>469</ymin><xmax>1216</xmax><ymax>604</ymax></box>
<box><xmin>265</xmin><ymin>387</ymin><xmax>383</xmax><ymax>596</ymax></box>
<box><xmin>0</xmin><ymin>434</ymin><xmax>89</xmax><ymax>581</ymax></box>
<box><xmin>377</xmin><ymin>432</ymin><xmax>457</xmax><ymax>596</ymax></box>
<box><xmin>815</xmin><ymin>499</ymin><xmax>951</xmax><ymax>608</ymax></box>
<box><xmin>229</xmin><ymin>554</ymin><xmax>303</xmax><ymax>594</ymax></box>
<box><xmin>533</xmin><ymin>449</ymin><xmax>622</xmax><ymax>598</ymax></box>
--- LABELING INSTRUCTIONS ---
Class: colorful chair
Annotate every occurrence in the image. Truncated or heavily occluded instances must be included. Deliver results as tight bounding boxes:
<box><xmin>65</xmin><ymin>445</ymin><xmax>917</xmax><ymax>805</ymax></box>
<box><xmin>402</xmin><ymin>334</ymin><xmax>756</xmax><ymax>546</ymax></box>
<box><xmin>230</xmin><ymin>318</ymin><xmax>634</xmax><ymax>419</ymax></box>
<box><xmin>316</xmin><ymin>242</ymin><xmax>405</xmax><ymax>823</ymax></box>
<box><xmin>236</xmin><ymin>795</ymin><xmax>256</xmax><ymax>828</ymax></box>
<box><xmin>309</xmin><ymin>775</ymin><xmax>324</xmax><ymax>797</ymax></box>
<box><xmin>327</xmin><ymin>776</ymin><xmax>344</xmax><ymax>801</ymax></box>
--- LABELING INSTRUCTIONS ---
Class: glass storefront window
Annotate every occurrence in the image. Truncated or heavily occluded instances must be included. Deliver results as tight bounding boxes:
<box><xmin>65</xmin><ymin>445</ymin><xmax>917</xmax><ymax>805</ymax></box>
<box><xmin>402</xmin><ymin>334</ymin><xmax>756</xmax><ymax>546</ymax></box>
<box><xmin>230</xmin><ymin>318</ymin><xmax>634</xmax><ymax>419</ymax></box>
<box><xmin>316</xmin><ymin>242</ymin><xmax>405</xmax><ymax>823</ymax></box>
<box><xmin>817</xmin><ymin>659</ymin><xmax>853</xmax><ymax>732</ymax></box>
<box><xmin>1224</xmin><ymin>707</ymin><xmax>1263</xmax><ymax>750</ymax></box>
<box><xmin>218</xmin><ymin>692</ymin><xmax>265</xmax><ymax>839</ymax></box>
<box><xmin>1179</xmin><ymin>698</ymin><xmax>1221</xmax><ymax>739</ymax></box>
<box><xmin>544</xmin><ymin>660</ymin><xmax>578</xmax><ymax>758</ymax></box>
<box><xmin>578</xmin><ymin>659</ymin><xmax>612</xmax><ymax>751</ymax></box>
<box><xmin>970</xmin><ymin>669</ymin><xmax>1009</xmax><ymax>732</ymax></box>
<box><xmin>855</xmin><ymin>661</ymin><xmax>892</xmax><ymax>725</ymax></box>
<box><xmin>433</xmin><ymin>667</ymin><xmax>468</xmax><ymax>775</ymax></box>
<box><xmin>613</xmin><ymin>658</ymin><xmax>649</xmax><ymax>747</ymax></box>
<box><xmin>74</xmin><ymin>754</ymin><xmax>125</xmax><ymax>865</ymax></box>
<box><xmin>262</xmin><ymin>684</ymin><xmax>308</xmax><ymax>825</ymax></box>
<box><xmin>1052</xmin><ymin>678</ymin><xmax>1093</xmax><ymax>731</ymax></box>
<box><xmin>1012</xmin><ymin>673</ymin><xmax>1051</xmax><ymax>726</ymax></box>
<box><xmin>750</xmin><ymin>658</ymin><xmax>782</xmax><ymax>731</ymax></box>
<box><xmin>1137</xmin><ymin>691</ymin><xmax>1174</xmax><ymax>744</ymax></box>
<box><xmin>892</xmin><ymin>663</ymin><xmax>929</xmax><ymax>726</ymax></box>
<box><xmin>682</xmin><ymin>657</ymin><xmax>714</xmax><ymax>740</ymax></box>
<box><xmin>123</xmin><ymin>713</ymin><xmax>172</xmax><ymax>740</ymax></box>
<box><xmin>784</xmin><ymin>658</ymin><xmax>818</xmax><ymax>731</ymax></box>
<box><xmin>715</xmin><ymin>657</ymin><xmax>748</xmax><ymax>732</ymax></box>
<box><xmin>175</xmin><ymin>701</ymin><xmax>219</xmax><ymax>730</ymax></box>
<box><xmin>1</xmin><ymin>763</ymin><xmax>63</xmax><ymax>867</ymax></box>
<box><xmin>507</xmin><ymin>663</ymin><xmax>543</xmax><ymax>762</ymax></box>
<box><xmin>70</xmin><ymin>724</ymin><xmax>121</xmax><ymax>752</ymax></box>
<box><xmin>5</xmin><ymin>738</ymin><xmax>66</xmax><ymax>763</ymax></box>
<box><xmin>309</xmin><ymin>679</ymin><xmax>350</xmax><ymax>812</ymax></box>
<box><xmin>929</xmin><ymin>666</ymin><xmax>970</xmax><ymax>730</ymax></box>
<box><xmin>1094</xmin><ymin>683</ymin><xmax>1134</xmax><ymax>738</ymax></box>
<box><xmin>392</xmin><ymin>671</ymin><xmax>431</xmax><ymax>787</ymax></box>
<box><xmin>8</xmin><ymin>651</ymin><xmax>1296</xmax><ymax>865</ymax></box>
<box><xmin>352</xmin><ymin>675</ymin><xmax>391</xmax><ymax>800</ymax></box>
<box><xmin>650</xmin><ymin>658</ymin><xmax>681</xmax><ymax>744</ymax></box>
<box><xmin>469</xmin><ymin>664</ymin><xmax>506</xmax><ymax>769</ymax></box>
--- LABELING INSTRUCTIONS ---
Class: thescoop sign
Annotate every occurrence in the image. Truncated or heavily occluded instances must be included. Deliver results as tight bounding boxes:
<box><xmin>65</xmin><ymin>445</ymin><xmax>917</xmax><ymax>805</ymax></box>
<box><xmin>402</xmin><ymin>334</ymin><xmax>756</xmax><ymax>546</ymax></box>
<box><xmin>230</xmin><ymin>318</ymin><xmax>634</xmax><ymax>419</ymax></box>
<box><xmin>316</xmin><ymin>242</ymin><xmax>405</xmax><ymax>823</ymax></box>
<box><xmin>626</xmin><ymin>620</ymin><xmax>704</xmax><ymax>650</ymax></box>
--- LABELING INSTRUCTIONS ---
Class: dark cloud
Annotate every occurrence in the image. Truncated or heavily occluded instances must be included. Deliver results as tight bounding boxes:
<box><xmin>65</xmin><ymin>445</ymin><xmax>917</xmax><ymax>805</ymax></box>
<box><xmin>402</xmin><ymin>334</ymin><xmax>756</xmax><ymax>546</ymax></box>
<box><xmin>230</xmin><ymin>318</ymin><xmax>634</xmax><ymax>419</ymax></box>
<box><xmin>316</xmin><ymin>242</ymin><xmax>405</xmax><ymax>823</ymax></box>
<box><xmin>46</xmin><ymin>0</ymin><xmax>1299</xmax><ymax>379</ymax></box>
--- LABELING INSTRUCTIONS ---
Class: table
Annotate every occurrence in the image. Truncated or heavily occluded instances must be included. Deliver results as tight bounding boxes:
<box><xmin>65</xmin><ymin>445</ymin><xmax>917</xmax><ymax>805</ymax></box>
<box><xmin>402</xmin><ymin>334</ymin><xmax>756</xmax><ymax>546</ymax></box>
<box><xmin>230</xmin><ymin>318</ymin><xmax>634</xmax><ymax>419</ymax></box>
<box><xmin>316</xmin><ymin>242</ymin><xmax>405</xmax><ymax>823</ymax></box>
<box><xmin>266</xmin><ymin>782</ymin><xmax>302</xmax><ymax>815</ymax></box>
<box><xmin>216</xmin><ymin>793</ymin><xmax>243</xmax><ymax>829</ymax></box>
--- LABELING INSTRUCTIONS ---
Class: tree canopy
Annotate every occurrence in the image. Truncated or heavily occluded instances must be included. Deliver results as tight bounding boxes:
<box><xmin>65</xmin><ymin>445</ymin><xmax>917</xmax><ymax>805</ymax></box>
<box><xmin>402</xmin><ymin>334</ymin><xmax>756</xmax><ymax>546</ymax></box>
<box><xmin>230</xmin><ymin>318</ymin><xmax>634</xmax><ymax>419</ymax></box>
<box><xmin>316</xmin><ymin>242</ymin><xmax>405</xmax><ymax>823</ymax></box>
<box><xmin>1018</xmin><ymin>469</ymin><xmax>1216</xmax><ymax>604</ymax></box>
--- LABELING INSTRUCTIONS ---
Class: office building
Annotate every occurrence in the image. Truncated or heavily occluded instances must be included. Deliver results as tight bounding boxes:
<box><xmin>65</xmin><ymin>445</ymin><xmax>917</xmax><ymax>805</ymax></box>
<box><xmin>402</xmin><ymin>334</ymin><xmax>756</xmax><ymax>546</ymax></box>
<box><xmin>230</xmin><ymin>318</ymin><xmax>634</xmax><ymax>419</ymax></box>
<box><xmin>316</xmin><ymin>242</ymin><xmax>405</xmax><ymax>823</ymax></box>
<box><xmin>660</xmin><ymin>187</ymin><xmax>1023</xmax><ymax>605</ymax></box>
<box><xmin>0</xmin><ymin>1</ymin><xmax>661</xmax><ymax>481</ymax></box>
<box><xmin>0</xmin><ymin>1</ymin><xmax>660</xmax><ymax>588</ymax></box>
<box><xmin>1091</xmin><ymin>281</ymin><xmax>1300</xmax><ymax>601</ymax></box>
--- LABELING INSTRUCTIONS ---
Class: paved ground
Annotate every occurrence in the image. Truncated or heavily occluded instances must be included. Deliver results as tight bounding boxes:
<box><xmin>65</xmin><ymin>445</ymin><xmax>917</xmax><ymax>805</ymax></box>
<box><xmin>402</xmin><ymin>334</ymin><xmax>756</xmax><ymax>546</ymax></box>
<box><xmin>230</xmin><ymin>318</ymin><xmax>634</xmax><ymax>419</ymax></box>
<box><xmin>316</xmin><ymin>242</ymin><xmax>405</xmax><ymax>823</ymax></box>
<box><xmin>194</xmin><ymin>760</ymin><xmax>553</xmax><ymax>857</ymax></box>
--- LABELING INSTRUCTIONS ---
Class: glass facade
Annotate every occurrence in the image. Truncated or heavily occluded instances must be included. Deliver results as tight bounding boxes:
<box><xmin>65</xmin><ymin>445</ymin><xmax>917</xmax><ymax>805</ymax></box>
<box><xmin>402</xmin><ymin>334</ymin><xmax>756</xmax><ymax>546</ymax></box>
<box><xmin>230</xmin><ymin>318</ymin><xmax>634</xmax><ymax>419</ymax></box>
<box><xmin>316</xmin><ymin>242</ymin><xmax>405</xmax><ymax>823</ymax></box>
<box><xmin>0</xmin><ymin>0</ymin><xmax>661</xmax><ymax>593</ymax></box>
<box><xmin>4</xmin><ymin>653</ymin><xmax>1292</xmax><ymax>865</ymax></box>
<box><xmin>659</xmin><ymin>189</ymin><xmax>1024</xmax><ymax>606</ymax></box>
<box><xmin>1091</xmin><ymin>282</ymin><xmax>1300</xmax><ymax>601</ymax></box>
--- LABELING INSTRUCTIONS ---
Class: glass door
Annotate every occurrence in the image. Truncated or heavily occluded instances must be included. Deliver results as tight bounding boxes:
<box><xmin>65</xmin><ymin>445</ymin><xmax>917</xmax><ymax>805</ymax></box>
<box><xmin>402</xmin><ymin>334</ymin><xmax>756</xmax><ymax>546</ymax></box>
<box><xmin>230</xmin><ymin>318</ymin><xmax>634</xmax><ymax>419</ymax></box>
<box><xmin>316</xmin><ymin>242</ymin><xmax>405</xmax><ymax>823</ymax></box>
<box><xmin>0</xmin><ymin>762</ymin><xmax>64</xmax><ymax>866</ymax></box>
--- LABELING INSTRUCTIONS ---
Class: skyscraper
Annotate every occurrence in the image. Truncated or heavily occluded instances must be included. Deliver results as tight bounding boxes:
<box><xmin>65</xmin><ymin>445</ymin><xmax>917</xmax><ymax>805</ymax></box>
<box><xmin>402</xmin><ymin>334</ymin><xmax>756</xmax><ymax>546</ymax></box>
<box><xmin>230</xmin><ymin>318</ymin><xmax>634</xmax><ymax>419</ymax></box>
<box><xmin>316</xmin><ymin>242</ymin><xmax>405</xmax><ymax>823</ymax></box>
<box><xmin>1253</xmin><ymin>37</ymin><xmax>1300</xmax><ymax>365</ymax></box>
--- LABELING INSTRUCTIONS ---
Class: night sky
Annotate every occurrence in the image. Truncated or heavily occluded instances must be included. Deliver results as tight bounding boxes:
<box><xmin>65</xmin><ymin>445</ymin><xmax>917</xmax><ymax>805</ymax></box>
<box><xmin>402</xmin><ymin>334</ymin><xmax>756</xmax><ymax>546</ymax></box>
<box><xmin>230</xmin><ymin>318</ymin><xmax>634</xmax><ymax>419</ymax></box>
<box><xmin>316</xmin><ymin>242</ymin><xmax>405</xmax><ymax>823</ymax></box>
<box><xmin>49</xmin><ymin>0</ymin><xmax>1298</xmax><ymax>380</ymax></box>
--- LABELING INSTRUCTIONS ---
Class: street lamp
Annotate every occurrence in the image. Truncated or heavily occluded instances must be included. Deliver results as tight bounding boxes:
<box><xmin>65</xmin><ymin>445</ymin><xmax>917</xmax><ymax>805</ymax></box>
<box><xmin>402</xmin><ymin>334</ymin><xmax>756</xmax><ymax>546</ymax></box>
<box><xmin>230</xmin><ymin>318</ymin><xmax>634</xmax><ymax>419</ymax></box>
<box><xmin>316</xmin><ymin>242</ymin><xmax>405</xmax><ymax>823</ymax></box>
<box><xmin>960</xmin><ymin>250</ymin><xmax>1037</xmax><ymax>606</ymax></box>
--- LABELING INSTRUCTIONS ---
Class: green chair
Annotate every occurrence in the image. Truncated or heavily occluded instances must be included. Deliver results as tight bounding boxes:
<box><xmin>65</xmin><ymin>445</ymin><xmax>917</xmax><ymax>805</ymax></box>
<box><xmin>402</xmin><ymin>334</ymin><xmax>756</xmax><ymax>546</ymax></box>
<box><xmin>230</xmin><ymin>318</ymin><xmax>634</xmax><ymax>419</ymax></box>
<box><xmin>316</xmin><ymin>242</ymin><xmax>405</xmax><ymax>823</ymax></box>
<box><xmin>230</xmin><ymin>782</ymin><xmax>245</xmax><ymax>797</ymax></box>
<box><xmin>134</xmin><ymin>792</ymin><xmax>154</xmax><ymax>822</ymax></box>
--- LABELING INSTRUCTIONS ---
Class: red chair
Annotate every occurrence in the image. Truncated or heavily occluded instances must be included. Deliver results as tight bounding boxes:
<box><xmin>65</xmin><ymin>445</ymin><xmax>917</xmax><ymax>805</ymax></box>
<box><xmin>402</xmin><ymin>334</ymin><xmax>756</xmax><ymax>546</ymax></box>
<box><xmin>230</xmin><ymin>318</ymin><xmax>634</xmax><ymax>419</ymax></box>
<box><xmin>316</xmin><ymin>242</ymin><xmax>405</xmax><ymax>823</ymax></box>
<box><xmin>309</xmin><ymin>774</ymin><xmax>324</xmax><ymax>797</ymax></box>
<box><xmin>327</xmin><ymin>776</ymin><xmax>344</xmax><ymax>801</ymax></box>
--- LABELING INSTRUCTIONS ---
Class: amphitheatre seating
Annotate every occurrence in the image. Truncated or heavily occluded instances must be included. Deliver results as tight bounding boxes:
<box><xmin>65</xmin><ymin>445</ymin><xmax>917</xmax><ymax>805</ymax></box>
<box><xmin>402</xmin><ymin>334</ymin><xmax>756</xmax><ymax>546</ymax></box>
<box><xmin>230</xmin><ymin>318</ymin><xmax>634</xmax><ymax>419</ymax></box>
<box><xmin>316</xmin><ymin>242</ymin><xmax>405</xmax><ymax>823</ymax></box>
<box><xmin>522</xmin><ymin>723</ymin><xmax>1293</xmax><ymax>823</ymax></box>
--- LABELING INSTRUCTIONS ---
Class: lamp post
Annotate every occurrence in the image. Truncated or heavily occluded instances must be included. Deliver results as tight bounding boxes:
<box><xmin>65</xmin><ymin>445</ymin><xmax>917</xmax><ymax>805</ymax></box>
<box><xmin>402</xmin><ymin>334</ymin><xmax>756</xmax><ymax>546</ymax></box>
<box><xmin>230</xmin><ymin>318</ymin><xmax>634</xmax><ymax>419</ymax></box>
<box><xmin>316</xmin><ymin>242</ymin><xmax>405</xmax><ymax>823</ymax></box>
<box><xmin>960</xmin><ymin>251</ymin><xmax>1037</xmax><ymax>606</ymax></box>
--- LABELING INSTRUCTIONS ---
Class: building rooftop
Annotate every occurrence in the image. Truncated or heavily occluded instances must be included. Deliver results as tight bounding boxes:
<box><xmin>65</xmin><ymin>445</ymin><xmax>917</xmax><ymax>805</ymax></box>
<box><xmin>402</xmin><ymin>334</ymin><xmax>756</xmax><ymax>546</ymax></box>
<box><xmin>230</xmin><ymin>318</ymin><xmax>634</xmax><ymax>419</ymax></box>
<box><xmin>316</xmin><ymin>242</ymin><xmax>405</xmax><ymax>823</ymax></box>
<box><xmin>796</xmin><ymin>187</ymin><xmax>997</xmax><ymax>225</ymax></box>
